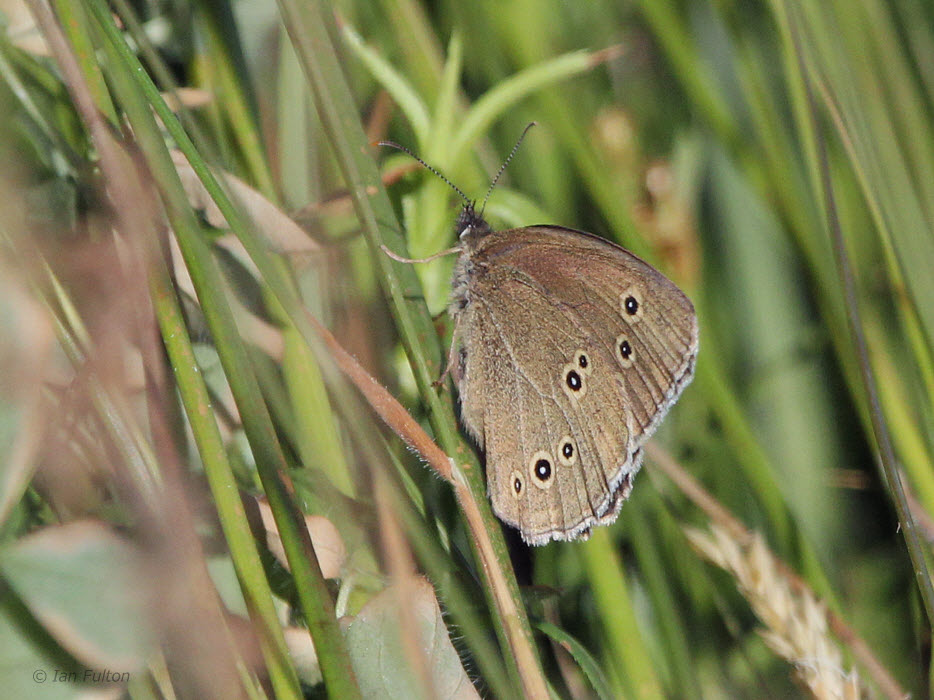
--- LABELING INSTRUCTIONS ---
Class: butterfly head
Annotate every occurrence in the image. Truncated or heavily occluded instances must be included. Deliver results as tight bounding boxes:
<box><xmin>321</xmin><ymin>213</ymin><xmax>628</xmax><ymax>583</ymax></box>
<box><xmin>379</xmin><ymin>124</ymin><xmax>535</xmax><ymax>248</ymax></box>
<box><xmin>456</xmin><ymin>202</ymin><xmax>493</xmax><ymax>242</ymax></box>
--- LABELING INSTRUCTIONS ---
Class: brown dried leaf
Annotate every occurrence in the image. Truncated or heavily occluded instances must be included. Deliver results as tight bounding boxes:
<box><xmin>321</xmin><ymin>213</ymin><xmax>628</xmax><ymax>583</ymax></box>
<box><xmin>170</xmin><ymin>149</ymin><xmax>318</xmax><ymax>254</ymax></box>
<box><xmin>255</xmin><ymin>498</ymin><xmax>346</xmax><ymax>579</ymax></box>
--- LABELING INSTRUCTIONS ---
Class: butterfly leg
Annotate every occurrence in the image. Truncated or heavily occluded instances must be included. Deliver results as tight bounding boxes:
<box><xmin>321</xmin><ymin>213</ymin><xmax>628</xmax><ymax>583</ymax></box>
<box><xmin>433</xmin><ymin>329</ymin><xmax>463</xmax><ymax>388</ymax></box>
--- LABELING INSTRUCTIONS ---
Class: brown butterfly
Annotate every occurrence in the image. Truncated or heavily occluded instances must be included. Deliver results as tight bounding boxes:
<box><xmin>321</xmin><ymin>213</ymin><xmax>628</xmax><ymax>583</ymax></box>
<box><xmin>384</xmin><ymin>128</ymin><xmax>697</xmax><ymax>544</ymax></box>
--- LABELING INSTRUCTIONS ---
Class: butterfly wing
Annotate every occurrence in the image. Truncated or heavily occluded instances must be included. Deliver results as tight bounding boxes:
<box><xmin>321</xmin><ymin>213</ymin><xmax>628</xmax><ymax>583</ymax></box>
<box><xmin>459</xmin><ymin>273</ymin><xmax>638</xmax><ymax>543</ymax></box>
<box><xmin>453</xmin><ymin>225</ymin><xmax>697</xmax><ymax>544</ymax></box>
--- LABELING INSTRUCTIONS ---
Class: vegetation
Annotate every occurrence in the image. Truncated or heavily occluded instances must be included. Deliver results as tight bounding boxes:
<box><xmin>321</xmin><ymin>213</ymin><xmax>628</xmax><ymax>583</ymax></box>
<box><xmin>0</xmin><ymin>0</ymin><xmax>931</xmax><ymax>697</ymax></box>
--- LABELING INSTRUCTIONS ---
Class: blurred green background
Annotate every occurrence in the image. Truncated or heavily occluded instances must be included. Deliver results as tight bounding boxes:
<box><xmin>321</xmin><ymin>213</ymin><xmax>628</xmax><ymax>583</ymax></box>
<box><xmin>0</xmin><ymin>0</ymin><xmax>932</xmax><ymax>697</ymax></box>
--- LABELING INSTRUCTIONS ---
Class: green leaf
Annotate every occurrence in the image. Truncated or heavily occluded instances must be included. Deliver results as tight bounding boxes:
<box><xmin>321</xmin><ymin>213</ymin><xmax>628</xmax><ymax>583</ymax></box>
<box><xmin>0</xmin><ymin>592</ymin><xmax>87</xmax><ymax>700</ymax></box>
<box><xmin>0</xmin><ymin>521</ymin><xmax>155</xmax><ymax>671</ymax></box>
<box><xmin>342</xmin><ymin>578</ymin><xmax>479</xmax><ymax>699</ymax></box>
<box><xmin>535</xmin><ymin>620</ymin><xmax>614</xmax><ymax>700</ymax></box>
<box><xmin>341</xmin><ymin>22</ymin><xmax>431</xmax><ymax>142</ymax></box>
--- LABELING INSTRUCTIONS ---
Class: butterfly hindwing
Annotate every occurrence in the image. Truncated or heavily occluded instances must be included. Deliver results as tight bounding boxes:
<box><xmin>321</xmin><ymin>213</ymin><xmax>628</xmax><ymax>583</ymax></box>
<box><xmin>456</xmin><ymin>259</ymin><xmax>645</xmax><ymax>543</ymax></box>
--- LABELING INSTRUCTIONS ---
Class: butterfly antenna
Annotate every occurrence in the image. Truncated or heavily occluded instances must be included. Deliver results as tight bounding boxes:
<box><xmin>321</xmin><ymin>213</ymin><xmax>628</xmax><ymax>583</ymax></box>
<box><xmin>479</xmin><ymin>122</ymin><xmax>536</xmax><ymax>216</ymax></box>
<box><xmin>377</xmin><ymin>140</ymin><xmax>471</xmax><ymax>206</ymax></box>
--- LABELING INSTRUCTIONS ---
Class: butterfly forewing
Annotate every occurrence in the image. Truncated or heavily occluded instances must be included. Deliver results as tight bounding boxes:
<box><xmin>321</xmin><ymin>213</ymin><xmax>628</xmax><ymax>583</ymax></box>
<box><xmin>472</xmin><ymin>225</ymin><xmax>697</xmax><ymax>440</ymax></box>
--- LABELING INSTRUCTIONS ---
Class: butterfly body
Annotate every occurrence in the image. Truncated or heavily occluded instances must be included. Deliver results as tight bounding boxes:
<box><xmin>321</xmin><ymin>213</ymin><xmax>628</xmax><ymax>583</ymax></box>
<box><xmin>449</xmin><ymin>204</ymin><xmax>697</xmax><ymax>545</ymax></box>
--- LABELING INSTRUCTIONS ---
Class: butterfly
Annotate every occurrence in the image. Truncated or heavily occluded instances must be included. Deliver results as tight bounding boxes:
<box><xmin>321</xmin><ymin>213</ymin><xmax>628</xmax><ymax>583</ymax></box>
<box><xmin>383</xmin><ymin>127</ymin><xmax>697</xmax><ymax>544</ymax></box>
